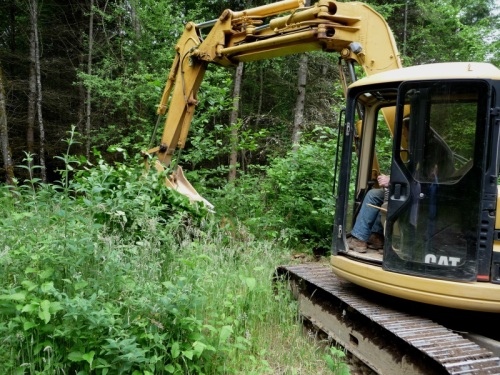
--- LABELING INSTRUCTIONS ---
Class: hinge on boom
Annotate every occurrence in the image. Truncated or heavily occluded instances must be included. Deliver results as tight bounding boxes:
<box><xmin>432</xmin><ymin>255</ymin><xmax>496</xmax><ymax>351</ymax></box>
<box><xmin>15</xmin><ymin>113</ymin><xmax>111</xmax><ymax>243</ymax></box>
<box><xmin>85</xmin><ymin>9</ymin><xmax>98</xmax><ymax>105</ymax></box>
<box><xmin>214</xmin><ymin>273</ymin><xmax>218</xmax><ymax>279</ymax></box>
<box><xmin>491</xmin><ymin>107</ymin><xmax>500</xmax><ymax>116</ymax></box>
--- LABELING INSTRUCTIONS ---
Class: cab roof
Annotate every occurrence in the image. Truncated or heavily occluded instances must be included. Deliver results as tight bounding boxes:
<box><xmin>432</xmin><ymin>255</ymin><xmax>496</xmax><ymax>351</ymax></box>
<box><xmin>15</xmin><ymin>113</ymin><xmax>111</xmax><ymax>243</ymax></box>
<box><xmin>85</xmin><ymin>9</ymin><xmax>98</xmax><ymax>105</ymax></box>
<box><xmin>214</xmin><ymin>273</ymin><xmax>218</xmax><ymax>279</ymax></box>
<box><xmin>349</xmin><ymin>62</ymin><xmax>500</xmax><ymax>88</ymax></box>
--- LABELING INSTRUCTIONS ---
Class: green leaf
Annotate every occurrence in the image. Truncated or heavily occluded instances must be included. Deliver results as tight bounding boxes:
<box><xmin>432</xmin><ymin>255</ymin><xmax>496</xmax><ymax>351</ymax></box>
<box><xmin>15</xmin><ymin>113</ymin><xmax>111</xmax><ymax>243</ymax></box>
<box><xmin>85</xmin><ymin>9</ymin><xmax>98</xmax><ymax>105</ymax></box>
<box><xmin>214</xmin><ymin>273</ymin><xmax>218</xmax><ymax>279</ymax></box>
<box><xmin>68</xmin><ymin>351</ymin><xmax>84</xmax><ymax>362</ymax></box>
<box><xmin>24</xmin><ymin>267</ymin><xmax>37</xmax><ymax>274</ymax></box>
<box><xmin>192</xmin><ymin>341</ymin><xmax>206</xmax><ymax>357</ymax></box>
<box><xmin>219</xmin><ymin>325</ymin><xmax>233</xmax><ymax>343</ymax></box>
<box><xmin>0</xmin><ymin>293</ymin><xmax>26</xmax><ymax>301</ymax></box>
<box><xmin>82</xmin><ymin>351</ymin><xmax>95</xmax><ymax>366</ymax></box>
<box><xmin>23</xmin><ymin>321</ymin><xmax>38</xmax><ymax>331</ymax></box>
<box><xmin>49</xmin><ymin>301</ymin><xmax>63</xmax><ymax>313</ymax></box>
<box><xmin>39</xmin><ymin>300</ymin><xmax>51</xmax><ymax>323</ymax></box>
<box><xmin>21</xmin><ymin>280</ymin><xmax>38</xmax><ymax>291</ymax></box>
<box><xmin>22</xmin><ymin>302</ymin><xmax>39</xmax><ymax>313</ymax></box>
<box><xmin>39</xmin><ymin>268</ymin><xmax>54</xmax><ymax>279</ymax></box>
<box><xmin>324</xmin><ymin>354</ymin><xmax>335</xmax><ymax>370</ymax></box>
<box><xmin>41</xmin><ymin>282</ymin><xmax>55</xmax><ymax>293</ymax></box>
<box><xmin>182</xmin><ymin>350</ymin><xmax>194</xmax><ymax>360</ymax></box>
<box><xmin>74</xmin><ymin>281</ymin><xmax>88</xmax><ymax>291</ymax></box>
<box><xmin>165</xmin><ymin>364</ymin><xmax>175</xmax><ymax>374</ymax></box>
<box><xmin>244</xmin><ymin>277</ymin><xmax>256</xmax><ymax>291</ymax></box>
<box><xmin>171</xmin><ymin>341</ymin><xmax>180</xmax><ymax>359</ymax></box>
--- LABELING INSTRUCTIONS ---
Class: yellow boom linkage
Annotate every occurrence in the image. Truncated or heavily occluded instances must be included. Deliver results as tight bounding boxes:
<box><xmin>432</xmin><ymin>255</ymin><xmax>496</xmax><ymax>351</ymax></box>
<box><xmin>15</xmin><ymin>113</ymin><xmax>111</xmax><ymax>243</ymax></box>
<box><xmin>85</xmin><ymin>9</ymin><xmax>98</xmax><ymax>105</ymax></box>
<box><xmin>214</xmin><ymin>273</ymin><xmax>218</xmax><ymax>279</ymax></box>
<box><xmin>143</xmin><ymin>0</ymin><xmax>402</xmax><ymax>206</ymax></box>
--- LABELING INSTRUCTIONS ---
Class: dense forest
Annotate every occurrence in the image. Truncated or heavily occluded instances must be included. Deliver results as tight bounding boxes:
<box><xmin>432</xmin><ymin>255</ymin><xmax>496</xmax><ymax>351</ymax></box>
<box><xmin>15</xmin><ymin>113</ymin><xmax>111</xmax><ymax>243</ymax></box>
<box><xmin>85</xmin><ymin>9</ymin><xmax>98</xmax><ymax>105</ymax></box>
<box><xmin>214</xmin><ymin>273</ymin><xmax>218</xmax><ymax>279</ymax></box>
<box><xmin>1</xmin><ymin>0</ymin><xmax>499</xmax><ymax>182</ymax></box>
<box><xmin>1</xmin><ymin>0</ymin><xmax>499</xmax><ymax>241</ymax></box>
<box><xmin>0</xmin><ymin>0</ymin><xmax>499</xmax><ymax>373</ymax></box>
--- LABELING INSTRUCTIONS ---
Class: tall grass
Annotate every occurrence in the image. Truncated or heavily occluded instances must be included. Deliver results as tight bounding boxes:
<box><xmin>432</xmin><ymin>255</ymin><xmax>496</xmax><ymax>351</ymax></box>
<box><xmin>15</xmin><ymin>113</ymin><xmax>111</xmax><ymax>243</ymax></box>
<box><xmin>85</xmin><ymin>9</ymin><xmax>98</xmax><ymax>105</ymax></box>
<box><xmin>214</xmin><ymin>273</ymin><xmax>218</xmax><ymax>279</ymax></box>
<box><xmin>0</xmin><ymin>153</ymin><xmax>348</xmax><ymax>374</ymax></box>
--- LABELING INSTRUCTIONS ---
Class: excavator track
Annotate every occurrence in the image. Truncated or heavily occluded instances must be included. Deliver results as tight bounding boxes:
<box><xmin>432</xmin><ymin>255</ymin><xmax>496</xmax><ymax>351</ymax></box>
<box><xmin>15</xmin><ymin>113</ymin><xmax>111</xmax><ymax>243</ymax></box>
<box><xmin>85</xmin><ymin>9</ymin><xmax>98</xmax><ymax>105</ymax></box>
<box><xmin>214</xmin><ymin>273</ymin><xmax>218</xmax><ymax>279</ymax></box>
<box><xmin>275</xmin><ymin>263</ymin><xmax>500</xmax><ymax>375</ymax></box>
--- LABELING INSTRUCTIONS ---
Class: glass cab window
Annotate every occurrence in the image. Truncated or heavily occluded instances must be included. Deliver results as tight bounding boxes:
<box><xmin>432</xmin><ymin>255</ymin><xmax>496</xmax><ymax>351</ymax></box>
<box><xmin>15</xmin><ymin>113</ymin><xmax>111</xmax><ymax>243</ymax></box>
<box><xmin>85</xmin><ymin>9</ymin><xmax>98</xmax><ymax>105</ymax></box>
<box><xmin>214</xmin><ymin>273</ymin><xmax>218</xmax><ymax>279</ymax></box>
<box><xmin>384</xmin><ymin>80</ymin><xmax>489</xmax><ymax>281</ymax></box>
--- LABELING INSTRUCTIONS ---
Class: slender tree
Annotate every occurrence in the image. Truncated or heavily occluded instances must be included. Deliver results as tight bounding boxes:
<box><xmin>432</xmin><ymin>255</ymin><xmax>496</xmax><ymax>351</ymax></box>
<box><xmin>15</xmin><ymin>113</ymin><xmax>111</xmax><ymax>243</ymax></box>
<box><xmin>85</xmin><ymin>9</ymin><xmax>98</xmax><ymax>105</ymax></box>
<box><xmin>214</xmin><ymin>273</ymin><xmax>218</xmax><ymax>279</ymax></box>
<box><xmin>228</xmin><ymin>62</ymin><xmax>244</xmax><ymax>181</ymax></box>
<box><xmin>85</xmin><ymin>0</ymin><xmax>94</xmax><ymax>159</ymax></box>
<box><xmin>28</xmin><ymin>0</ymin><xmax>46</xmax><ymax>182</ymax></box>
<box><xmin>291</xmin><ymin>53</ymin><xmax>308</xmax><ymax>152</ymax></box>
<box><xmin>0</xmin><ymin>66</ymin><xmax>14</xmax><ymax>185</ymax></box>
<box><xmin>27</xmin><ymin>1</ymin><xmax>36</xmax><ymax>170</ymax></box>
<box><xmin>291</xmin><ymin>0</ymin><xmax>310</xmax><ymax>152</ymax></box>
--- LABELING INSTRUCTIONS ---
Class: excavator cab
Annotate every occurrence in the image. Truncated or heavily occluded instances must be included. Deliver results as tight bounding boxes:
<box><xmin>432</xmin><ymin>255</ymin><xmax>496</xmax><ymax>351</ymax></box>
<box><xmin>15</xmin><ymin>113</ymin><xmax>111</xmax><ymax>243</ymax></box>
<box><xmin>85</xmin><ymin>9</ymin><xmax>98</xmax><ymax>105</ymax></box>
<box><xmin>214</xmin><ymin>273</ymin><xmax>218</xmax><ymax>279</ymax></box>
<box><xmin>332</xmin><ymin>63</ymin><xmax>500</xmax><ymax>311</ymax></box>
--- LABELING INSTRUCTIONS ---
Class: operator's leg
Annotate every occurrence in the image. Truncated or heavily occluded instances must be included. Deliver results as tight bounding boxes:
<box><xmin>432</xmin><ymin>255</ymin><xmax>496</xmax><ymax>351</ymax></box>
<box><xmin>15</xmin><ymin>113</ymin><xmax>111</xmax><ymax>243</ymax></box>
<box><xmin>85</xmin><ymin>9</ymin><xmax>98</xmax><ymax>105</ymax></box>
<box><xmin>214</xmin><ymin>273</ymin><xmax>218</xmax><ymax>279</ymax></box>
<box><xmin>371</xmin><ymin>211</ymin><xmax>384</xmax><ymax>235</ymax></box>
<box><xmin>351</xmin><ymin>188</ymin><xmax>385</xmax><ymax>242</ymax></box>
<box><xmin>367</xmin><ymin>213</ymin><xmax>385</xmax><ymax>250</ymax></box>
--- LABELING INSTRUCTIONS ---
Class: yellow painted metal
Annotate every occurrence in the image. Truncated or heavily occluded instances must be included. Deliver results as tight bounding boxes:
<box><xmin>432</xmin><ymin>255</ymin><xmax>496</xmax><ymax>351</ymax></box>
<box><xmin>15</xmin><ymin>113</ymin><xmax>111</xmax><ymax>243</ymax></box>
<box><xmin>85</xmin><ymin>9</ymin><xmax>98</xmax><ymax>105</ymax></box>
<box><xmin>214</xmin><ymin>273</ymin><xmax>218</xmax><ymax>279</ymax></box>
<box><xmin>231</xmin><ymin>0</ymin><xmax>305</xmax><ymax>19</ymax></box>
<box><xmin>156</xmin><ymin>53</ymin><xmax>180</xmax><ymax>116</ymax></box>
<box><xmin>217</xmin><ymin>0</ymin><xmax>401</xmax><ymax>73</ymax></box>
<box><xmin>494</xmin><ymin>186</ymin><xmax>500</xmax><ymax>253</ymax></box>
<box><xmin>330</xmin><ymin>255</ymin><xmax>500</xmax><ymax>312</ymax></box>
<box><xmin>350</xmin><ymin>62</ymin><xmax>500</xmax><ymax>88</ymax></box>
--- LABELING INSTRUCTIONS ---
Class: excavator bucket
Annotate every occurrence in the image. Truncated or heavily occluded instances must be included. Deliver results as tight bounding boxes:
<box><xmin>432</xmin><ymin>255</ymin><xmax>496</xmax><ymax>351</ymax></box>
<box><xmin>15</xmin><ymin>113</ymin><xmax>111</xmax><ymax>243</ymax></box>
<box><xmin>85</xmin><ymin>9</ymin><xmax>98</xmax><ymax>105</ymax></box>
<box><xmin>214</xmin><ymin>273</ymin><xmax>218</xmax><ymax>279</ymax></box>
<box><xmin>155</xmin><ymin>161</ymin><xmax>214</xmax><ymax>210</ymax></box>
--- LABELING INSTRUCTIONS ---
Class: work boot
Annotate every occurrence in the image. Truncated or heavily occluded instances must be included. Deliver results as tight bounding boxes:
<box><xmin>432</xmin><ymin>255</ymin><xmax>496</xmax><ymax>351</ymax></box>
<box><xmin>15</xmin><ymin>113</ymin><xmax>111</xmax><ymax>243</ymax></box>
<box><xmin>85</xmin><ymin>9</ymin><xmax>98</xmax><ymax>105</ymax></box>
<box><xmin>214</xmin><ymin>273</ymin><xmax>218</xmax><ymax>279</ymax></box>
<box><xmin>367</xmin><ymin>233</ymin><xmax>384</xmax><ymax>250</ymax></box>
<box><xmin>347</xmin><ymin>236</ymin><xmax>367</xmax><ymax>253</ymax></box>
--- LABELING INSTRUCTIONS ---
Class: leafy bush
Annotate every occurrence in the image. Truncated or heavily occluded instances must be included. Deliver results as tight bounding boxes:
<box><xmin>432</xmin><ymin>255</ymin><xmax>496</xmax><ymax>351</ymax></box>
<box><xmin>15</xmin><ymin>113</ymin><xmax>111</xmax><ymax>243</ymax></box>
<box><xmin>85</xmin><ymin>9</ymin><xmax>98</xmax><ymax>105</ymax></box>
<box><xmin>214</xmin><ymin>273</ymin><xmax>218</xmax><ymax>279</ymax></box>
<box><xmin>0</xmin><ymin>133</ymin><xmax>347</xmax><ymax>373</ymax></box>
<box><xmin>210</xmin><ymin>126</ymin><xmax>338</xmax><ymax>251</ymax></box>
<box><xmin>72</xmin><ymin>157</ymin><xmax>210</xmax><ymax>232</ymax></box>
<box><xmin>260</xmin><ymin>126</ymin><xmax>338</xmax><ymax>249</ymax></box>
<box><xmin>0</xmin><ymin>157</ymin><xmax>235</xmax><ymax>374</ymax></box>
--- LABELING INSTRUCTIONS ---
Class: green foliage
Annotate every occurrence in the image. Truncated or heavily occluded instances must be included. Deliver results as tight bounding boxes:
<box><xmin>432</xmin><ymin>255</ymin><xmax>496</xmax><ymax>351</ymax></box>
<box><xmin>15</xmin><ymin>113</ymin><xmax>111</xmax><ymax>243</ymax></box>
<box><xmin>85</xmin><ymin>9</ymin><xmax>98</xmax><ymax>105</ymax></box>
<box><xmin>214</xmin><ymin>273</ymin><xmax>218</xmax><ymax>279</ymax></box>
<box><xmin>210</xmin><ymin>166</ymin><xmax>269</xmax><ymax>240</ymax></box>
<box><xmin>0</xmin><ymin>144</ymin><xmax>343</xmax><ymax>373</ymax></box>
<box><xmin>0</xmin><ymin>144</ymin><xmax>214</xmax><ymax>374</ymax></box>
<box><xmin>367</xmin><ymin>0</ymin><xmax>499</xmax><ymax>65</ymax></box>
<box><xmin>73</xmin><ymin>156</ymin><xmax>210</xmax><ymax>232</ymax></box>
<box><xmin>182</xmin><ymin>67</ymin><xmax>234</xmax><ymax>170</ymax></box>
<box><xmin>324</xmin><ymin>346</ymin><xmax>350</xmax><ymax>375</ymax></box>
<box><xmin>212</xmin><ymin>126</ymin><xmax>338</xmax><ymax>250</ymax></box>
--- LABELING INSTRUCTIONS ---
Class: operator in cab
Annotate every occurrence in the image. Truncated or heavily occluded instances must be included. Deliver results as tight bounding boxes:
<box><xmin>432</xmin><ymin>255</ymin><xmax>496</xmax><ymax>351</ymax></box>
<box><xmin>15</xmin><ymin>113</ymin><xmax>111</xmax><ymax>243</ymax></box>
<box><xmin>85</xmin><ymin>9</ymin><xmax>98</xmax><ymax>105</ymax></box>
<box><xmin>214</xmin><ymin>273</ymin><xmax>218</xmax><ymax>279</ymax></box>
<box><xmin>347</xmin><ymin>174</ymin><xmax>389</xmax><ymax>253</ymax></box>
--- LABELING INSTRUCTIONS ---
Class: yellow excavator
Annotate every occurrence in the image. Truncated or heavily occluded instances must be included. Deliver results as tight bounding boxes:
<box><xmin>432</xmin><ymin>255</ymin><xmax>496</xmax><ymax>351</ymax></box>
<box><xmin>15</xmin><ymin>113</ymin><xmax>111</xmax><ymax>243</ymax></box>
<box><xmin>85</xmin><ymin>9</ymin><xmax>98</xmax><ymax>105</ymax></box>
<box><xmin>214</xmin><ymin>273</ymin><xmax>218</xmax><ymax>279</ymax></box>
<box><xmin>143</xmin><ymin>0</ymin><xmax>500</xmax><ymax>316</ymax></box>
<box><xmin>145</xmin><ymin>1</ymin><xmax>500</xmax><ymax>371</ymax></box>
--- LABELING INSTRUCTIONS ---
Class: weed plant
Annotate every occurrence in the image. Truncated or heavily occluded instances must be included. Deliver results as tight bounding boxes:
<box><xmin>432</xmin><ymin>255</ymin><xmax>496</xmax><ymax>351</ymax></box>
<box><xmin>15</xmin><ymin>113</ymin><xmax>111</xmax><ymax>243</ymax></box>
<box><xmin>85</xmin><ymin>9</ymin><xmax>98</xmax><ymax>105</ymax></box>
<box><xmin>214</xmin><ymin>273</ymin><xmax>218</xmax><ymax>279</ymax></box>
<box><xmin>0</xmin><ymin>143</ymin><xmax>348</xmax><ymax>374</ymax></box>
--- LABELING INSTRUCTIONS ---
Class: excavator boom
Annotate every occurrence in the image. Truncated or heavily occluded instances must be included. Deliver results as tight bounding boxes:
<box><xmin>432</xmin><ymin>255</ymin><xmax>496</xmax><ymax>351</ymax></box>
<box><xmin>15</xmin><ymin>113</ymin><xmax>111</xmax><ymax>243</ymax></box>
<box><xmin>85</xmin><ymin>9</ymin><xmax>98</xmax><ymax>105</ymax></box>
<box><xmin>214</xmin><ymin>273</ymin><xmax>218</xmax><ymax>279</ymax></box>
<box><xmin>143</xmin><ymin>0</ymin><xmax>401</xmax><ymax>204</ymax></box>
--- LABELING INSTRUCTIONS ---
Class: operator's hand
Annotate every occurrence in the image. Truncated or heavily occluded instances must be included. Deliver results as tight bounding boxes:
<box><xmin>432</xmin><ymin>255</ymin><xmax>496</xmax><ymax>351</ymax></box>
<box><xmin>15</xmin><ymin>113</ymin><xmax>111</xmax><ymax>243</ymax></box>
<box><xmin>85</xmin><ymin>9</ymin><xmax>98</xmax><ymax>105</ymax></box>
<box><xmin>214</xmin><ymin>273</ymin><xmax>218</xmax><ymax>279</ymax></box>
<box><xmin>377</xmin><ymin>174</ymin><xmax>390</xmax><ymax>188</ymax></box>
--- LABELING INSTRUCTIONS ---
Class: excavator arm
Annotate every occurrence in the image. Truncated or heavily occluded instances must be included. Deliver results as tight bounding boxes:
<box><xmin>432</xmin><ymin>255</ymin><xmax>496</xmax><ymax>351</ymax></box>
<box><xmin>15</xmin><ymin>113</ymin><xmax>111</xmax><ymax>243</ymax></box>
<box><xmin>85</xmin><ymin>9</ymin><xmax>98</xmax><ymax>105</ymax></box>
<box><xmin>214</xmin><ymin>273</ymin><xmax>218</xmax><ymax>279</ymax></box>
<box><xmin>143</xmin><ymin>0</ymin><xmax>402</xmax><ymax>205</ymax></box>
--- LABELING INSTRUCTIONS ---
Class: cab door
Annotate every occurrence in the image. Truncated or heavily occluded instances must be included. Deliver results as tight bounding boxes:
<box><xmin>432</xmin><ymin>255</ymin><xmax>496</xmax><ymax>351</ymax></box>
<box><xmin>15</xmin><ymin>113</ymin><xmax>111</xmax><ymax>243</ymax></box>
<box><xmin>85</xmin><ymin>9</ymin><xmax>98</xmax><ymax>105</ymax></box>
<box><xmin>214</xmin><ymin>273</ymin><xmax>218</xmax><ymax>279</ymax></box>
<box><xmin>383</xmin><ymin>80</ymin><xmax>494</xmax><ymax>281</ymax></box>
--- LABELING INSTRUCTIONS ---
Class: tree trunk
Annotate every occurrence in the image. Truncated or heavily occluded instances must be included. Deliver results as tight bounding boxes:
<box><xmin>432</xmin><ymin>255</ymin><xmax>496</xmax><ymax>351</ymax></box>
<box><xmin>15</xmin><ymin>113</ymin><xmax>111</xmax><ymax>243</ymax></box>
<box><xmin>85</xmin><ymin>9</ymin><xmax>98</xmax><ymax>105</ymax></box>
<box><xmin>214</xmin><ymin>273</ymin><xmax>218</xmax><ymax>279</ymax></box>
<box><xmin>85</xmin><ymin>0</ymin><xmax>94</xmax><ymax>159</ymax></box>
<box><xmin>403</xmin><ymin>0</ymin><xmax>409</xmax><ymax>58</ymax></box>
<box><xmin>29</xmin><ymin>0</ymin><xmax>46</xmax><ymax>182</ymax></box>
<box><xmin>291</xmin><ymin>53</ymin><xmax>308</xmax><ymax>152</ymax></box>
<box><xmin>129</xmin><ymin>0</ymin><xmax>142</xmax><ymax>38</ymax></box>
<box><xmin>228</xmin><ymin>62</ymin><xmax>244</xmax><ymax>182</ymax></box>
<box><xmin>27</xmin><ymin>9</ymin><xmax>36</xmax><ymax>169</ymax></box>
<box><xmin>255</xmin><ymin>63</ymin><xmax>264</xmax><ymax>129</ymax></box>
<box><xmin>0</xmin><ymin>66</ymin><xmax>14</xmax><ymax>185</ymax></box>
<box><xmin>291</xmin><ymin>0</ymin><xmax>310</xmax><ymax>152</ymax></box>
